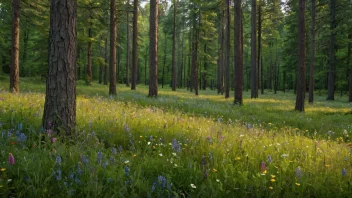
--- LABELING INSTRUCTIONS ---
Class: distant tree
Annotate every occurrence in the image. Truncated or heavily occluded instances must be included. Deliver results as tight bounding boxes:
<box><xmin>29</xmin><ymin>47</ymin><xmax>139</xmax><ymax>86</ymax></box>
<box><xmin>258</xmin><ymin>0</ymin><xmax>263</xmax><ymax>95</ymax></box>
<box><xmin>148</xmin><ymin>0</ymin><xmax>158</xmax><ymax>97</ymax></box>
<box><xmin>10</xmin><ymin>0</ymin><xmax>20</xmax><ymax>93</ymax></box>
<box><xmin>327</xmin><ymin>0</ymin><xmax>336</xmax><ymax>100</ymax></box>
<box><xmin>171</xmin><ymin>0</ymin><xmax>177</xmax><ymax>91</ymax></box>
<box><xmin>295</xmin><ymin>0</ymin><xmax>306</xmax><ymax>111</ymax></box>
<box><xmin>309</xmin><ymin>0</ymin><xmax>316</xmax><ymax>103</ymax></box>
<box><xmin>126</xmin><ymin>8</ymin><xmax>130</xmax><ymax>87</ymax></box>
<box><xmin>191</xmin><ymin>4</ymin><xmax>199</xmax><ymax>96</ymax></box>
<box><xmin>43</xmin><ymin>0</ymin><xmax>77</xmax><ymax>135</ymax></box>
<box><xmin>224</xmin><ymin>0</ymin><xmax>230</xmax><ymax>98</ymax></box>
<box><xmin>251</xmin><ymin>0</ymin><xmax>258</xmax><ymax>98</ymax></box>
<box><xmin>348</xmin><ymin>33</ymin><xmax>351</xmax><ymax>102</ymax></box>
<box><xmin>234</xmin><ymin>0</ymin><xmax>243</xmax><ymax>105</ymax></box>
<box><xmin>131</xmin><ymin>0</ymin><xmax>138</xmax><ymax>90</ymax></box>
<box><xmin>109</xmin><ymin>0</ymin><xmax>117</xmax><ymax>95</ymax></box>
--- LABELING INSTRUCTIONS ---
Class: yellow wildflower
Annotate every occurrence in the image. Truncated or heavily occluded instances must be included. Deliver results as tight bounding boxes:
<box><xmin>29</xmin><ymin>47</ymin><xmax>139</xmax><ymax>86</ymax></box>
<box><xmin>295</xmin><ymin>183</ymin><xmax>300</xmax><ymax>186</ymax></box>
<box><xmin>0</xmin><ymin>168</ymin><xmax>5</xmax><ymax>172</ymax></box>
<box><xmin>269</xmin><ymin>187</ymin><xmax>273</xmax><ymax>190</ymax></box>
<box><xmin>235</xmin><ymin>157</ymin><xmax>241</xmax><ymax>160</ymax></box>
<box><xmin>270</xmin><ymin>179</ymin><xmax>276</xmax><ymax>182</ymax></box>
<box><xmin>212</xmin><ymin>169</ymin><xmax>217</xmax><ymax>173</ymax></box>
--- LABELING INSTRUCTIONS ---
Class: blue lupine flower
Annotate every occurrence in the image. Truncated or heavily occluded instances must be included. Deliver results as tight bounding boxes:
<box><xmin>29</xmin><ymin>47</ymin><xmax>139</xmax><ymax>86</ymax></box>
<box><xmin>82</xmin><ymin>155</ymin><xmax>89</xmax><ymax>165</ymax></box>
<box><xmin>17</xmin><ymin>133</ymin><xmax>27</xmax><ymax>142</ymax></box>
<box><xmin>295</xmin><ymin>167</ymin><xmax>302</xmax><ymax>178</ymax></box>
<box><xmin>69</xmin><ymin>172</ymin><xmax>75</xmax><ymax>179</ymax></box>
<box><xmin>108</xmin><ymin>178</ymin><xmax>113</xmax><ymax>183</ymax></box>
<box><xmin>18</xmin><ymin>123</ymin><xmax>23</xmax><ymax>131</ymax></box>
<box><xmin>209</xmin><ymin>152</ymin><xmax>213</xmax><ymax>161</ymax></box>
<box><xmin>77</xmin><ymin>164</ymin><xmax>83</xmax><ymax>175</ymax></box>
<box><xmin>110</xmin><ymin>156</ymin><xmax>115</xmax><ymax>163</ymax></box>
<box><xmin>342</xmin><ymin>168</ymin><xmax>347</xmax><ymax>176</ymax></box>
<box><xmin>201</xmin><ymin>154</ymin><xmax>206</xmax><ymax>167</ymax></box>
<box><xmin>267</xmin><ymin>155</ymin><xmax>272</xmax><ymax>163</ymax></box>
<box><xmin>97</xmin><ymin>151</ymin><xmax>102</xmax><ymax>164</ymax></box>
<box><xmin>56</xmin><ymin>169</ymin><xmax>62</xmax><ymax>181</ymax></box>
<box><xmin>150</xmin><ymin>135</ymin><xmax>153</xmax><ymax>140</ymax></box>
<box><xmin>172</xmin><ymin>139</ymin><xmax>181</xmax><ymax>152</ymax></box>
<box><xmin>152</xmin><ymin>182</ymin><xmax>157</xmax><ymax>191</ymax></box>
<box><xmin>102</xmin><ymin>161</ymin><xmax>109</xmax><ymax>168</ymax></box>
<box><xmin>92</xmin><ymin>131</ymin><xmax>95</xmax><ymax>136</ymax></box>
<box><xmin>124</xmin><ymin>123</ymin><xmax>130</xmax><ymax>133</ymax></box>
<box><xmin>56</xmin><ymin>156</ymin><xmax>62</xmax><ymax>164</ymax></box>
<box><xmin>158</xmin><ymin>175</ymin><xmax>167</xmax><ymax>188</ymax></box>
<box><xmin>119</xmin><ymin>145</ymin><xmax>123</xmax><ymax>153</ymax></box>
<box><xmin>124</xmin><ymin>166</ymin><xmax>130</xmax><ymax>176</ymax></box>
<box><xmin>112</xmin><ymin>148</ymin><xmax>117</xmax><ymax>155</ymax></box>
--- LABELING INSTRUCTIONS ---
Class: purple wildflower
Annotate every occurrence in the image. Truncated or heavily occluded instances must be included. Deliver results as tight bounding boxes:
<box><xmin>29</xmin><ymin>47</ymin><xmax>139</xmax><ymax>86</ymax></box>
<box><xmin>267</xmin><ymin>155</ymin><xmax>272</xmax><ymax>163</ymax></box>
<box><xmin>97</xmin><ymin>151</ymin><xmax>102</xmax><ymax>164</ymax></box>
<box><xmin>124</xmin><ymin>166</ymin><xmax>130</xmax><ymax>176</ymax></box>
<box><xmin>295</xmin><ymin>167</ymin><xmax>302</xmax><ymax>178</ymax></box>
<box><xmin>158</xmin><ymin>175</ymin><xmax>167</xmax><ymax>188</ymax></box>
<box><xmin>112</xmin><ymin>148</ymin><xmax>117</xmax><ymax>155</ymax></box>
<box><xmin>260</xmin><ymin>161</ymin><xmax>266</xmax><ymax>172</ymax></box>
<box><xmin>342</xmin><ymin>168</ymin><xmax>347</xmax><ymax>176</ymax></box>
<box><xmin>82</xmin><ymin>155</ymin><xmax>89</xmax><ymax>165</ymax></box>
<box><xmin>152</xmin><ymin>182</ymin><xmax>157</xmax><ymax>191</ymax></box>
<box><xmin>201</xmin><ymin>154</ymin><xmax>207</xmax><ymax>168</ymax></box>
<box><xmin>8</xmin><ymin>153</ymin><xmax>15</xmax><ymax>165</ymax></box>
<box><xmin>56</xmin><ymin>156</ymin><xmax>62</xmax><ymax>164</ymax></box>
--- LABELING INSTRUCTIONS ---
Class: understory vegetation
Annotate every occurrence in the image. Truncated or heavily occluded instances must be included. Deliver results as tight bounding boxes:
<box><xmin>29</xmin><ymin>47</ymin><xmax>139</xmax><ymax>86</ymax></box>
<box><xmin>1</xmin><ymin>77</ymin><xmax>352</xmax><ymax>197</ymax></box>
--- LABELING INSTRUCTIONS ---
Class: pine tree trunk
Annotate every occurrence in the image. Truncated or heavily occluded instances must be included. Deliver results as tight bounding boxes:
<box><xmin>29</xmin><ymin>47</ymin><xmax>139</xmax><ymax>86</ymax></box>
<box><xmin>348</xmin><ymin>33</ymin><xmax>351</xmax><ymax>102</ymax></box>
<box><xmin>99</xmin><ymin>36</ymin><xmax>103</xmax><ymax>84</ymax></box>
<box><xmin>87</xmin><ymin>24</ymin><xmax>93</xmax><ymax>84</ymax></box>
<box><xmin>10</xmin><ymin>0</ymin><xmax>20</xmax><ymax>93</ymax></box>
<box><xmin>258</xmin><ymin>0</ymin><xmax>262</xmax><ymax>95</ymax></box>
<box><xmin>126</xmin><ymin>11</ymin><xmax>130</xmax><ymax>87</ymax></box>
<box><xmin>171</xmin><ymin>0</ymin><xmax>177</xmax><ymax>91</ymax></box>
<box><xmin>43</xmin><ymin>0</ymin><xmax>77</xmax><ymax>135</ymax></box>
<box><xmin>224</xmin><ymin>0</ymin><xmax>230</xmax><ymax>98</ymax></box>
<box><xmin>309</xmin><ymin>0</ymin><xmax>316</xmax><ymax>103</ymax></box>
<box><xmin>191</xmin><ymin>5</ymin><xmax>199</xmax><ymax>96</ymax></box>
<box><xmin>295</xmin><ymin>0</ymin><xmax>306</xmax><ymax>112</ymax></box>
<box><xmin>109</xmin><ymin>0</ymin><xmax>117</xmax><ymax>95</ymax></box>
<box><xmin>104</xmin><ymin>36</ymin><xmax>108</xmax><ymax>85</ymax></box>
<box><xmin>162</xmin><ymin>31</ymin><xmax>167</xmax><ymax>88</ymax></box>
<box><xmin>327</xmin><ymin>0</ymin><xmax>336</xmax><ymax>100</ymax></box>
<box><xmin>131</xmin><ymin>0</ymin><xmax>138</xmax><ymax>90</ymax></box>
<box><xmin>217</xmin><ymin>7</ymin><xmax>224</xmax><ymax>95</ymax></box>
<box><xmin>148</xmin><ymin>0</ymin><xmax>158</xmax><ymax>97</ymax></box>
<box><xmin>251</xmin><ymin>0</ymin><xmax>257</xmax><ymax>98</ymax></box>
<box><xmin>22</xmin><ymin>19</ymin><xmax>29</xmax><ymax>76</ymax></box>
<box><xmin>234</xmin><ymin>0</ymin><xmax>243</xmax><ymax>105</ymax></box>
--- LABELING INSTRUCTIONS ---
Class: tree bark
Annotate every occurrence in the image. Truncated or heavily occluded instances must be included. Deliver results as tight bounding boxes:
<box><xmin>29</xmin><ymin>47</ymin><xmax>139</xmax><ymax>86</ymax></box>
<box><xmin>327</xmin><ymin>0</ymin><xmax>336</xmax><ymax>100</ymax></box>
<box><xmin>43</xmin><ymin>0</ymin><xmax>77</xmax><ymax>135</ymax></box>
<box><xmin>251</xmin><ymin>0</ymin><xmax>257</xmax><ymax>98</ymax></box>
<box><xmin>104</xmin><ymin>36</ymin><xmax>108</xmax><ymax>85</ymax></box>
<box><xmin>191</xmin><ymin>5</ymin><xmax>199</xmax><ymax>96</ymax></box>
<box><xmin>87</xmin><ymin>22</ymin><xmax>93</xmax><ymax>84</ymax></box>
<box><xmin>109</xmin><ymin>0</ymin><xmax>117</xmax><ymax>95</ymax></box>
<box><xmin>258</xmin><ymin>0</ymin><xmax>262</xmax><ymax>95</ymax></box>
<box><xmin>217</xmin><ymin>7</ymin><xmax>224</xmax><ymax>95</ymax></box>
<box><xmin>148</xmin><ymin>0</ymin><xmax>158</xmax><ymax>97</ymax></box>
<box><xmin>131</xmin><ymin>0</ymin><xmax>138</xmax><ymax>90</ymax></box>
<box><xmin>171</xmin><ymin>0</ymin><xmax>177</xmax><ymax>91</ymax></box>
<box><xmin>10</xmin><ymin>0</ymin><xmax>20</xmax><ymax>93</ymax></box>
<box><xmin>162</xmin><ymin>31</ymin><xmax>167</xmax><ymax>88</ymax></box>
<box><xmin>126</xmin><ymin>11</ymin><xmax>130</xmax><ymax>87</ymax></box>
<box><xmin>348</xmin><ymin>33</ymin><xmax>351</xmax><ymax>102</ymax></box>
<box><xmin>224</xmin><ymin>0</ymin><xmax>230</xmax><ymax>98</ymax></box>
<box><xmin>295</xmin><ymin>0</ymin><xmax>306</xmax><ymax>112</ymax></box>
<box><xmin>234</xmin><ymin>0</ymin><xmax>243</xmax><ymax>105</ymax></box>
<box><xmin>309</xmin><ymin>0</ymin><xmax>316</xmax><ymax>103</ymax></box>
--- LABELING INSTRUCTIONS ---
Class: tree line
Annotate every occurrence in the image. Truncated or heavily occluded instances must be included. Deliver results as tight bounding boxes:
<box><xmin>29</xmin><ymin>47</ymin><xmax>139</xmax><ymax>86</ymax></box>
<box><xmin>0</xmin><ymin>0</ymin><xmax>351</xmax><ymax>134</ymax></box>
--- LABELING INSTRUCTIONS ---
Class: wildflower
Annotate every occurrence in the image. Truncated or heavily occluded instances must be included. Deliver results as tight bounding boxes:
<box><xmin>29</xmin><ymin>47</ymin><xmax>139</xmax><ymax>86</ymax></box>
<box><xmin>102</xmin><ymin>161</ymin><xmax>109</xmax><ymax>168</ymax></box>
<box><xmin>152</xmin><ymin>182</ymin><xmax>157</xmax><ymax>191</ymax></box>
<box><xmin>91</xmin><ymin>131</ymin><xmax>95</xmax><ymax>136</ymax></box>
<box><xmin>190</xmin><ymin>184</ymin><xmax>197</xmax><ymax>189</ymax></box>
<box><xmin>295</xmin><ymin>167</ymin><xmax>302</xmax><ymax>178</ymax></box>
<box><xmin>8</xmin><ymin>153</ymin><xmax>15</xmax><ymax>165</ymax></box>
<box><xmin>17</xmin><ymin>133</ymin><xmax>27</xmax><ymax>142</ymax></box>
<box><xmin>124</xmin><ymin>160</ymin><xmax>130</xmax><ymax>164</ymax></box>
<box><xmin>56</xmin><ymin>156</ymin><xmax>62</xmax><ymax>164</ymax></box>
<box><xmin>295</xmin><ymin>183</ymin><xmax>300</xmax><ymax>186</ymax></box>
<box><xmin>110</xmin><ymin>156</ymin><xmax>115</xmax><ymax>163</ymax></box>
<box><xmin>147</xmin><ymin>142</ymin><xmax>151</xmax><ymax>145</ymax></box>
<box><xmin>172</xmin><ymin>153</ymin><xmax>177</xmax><ymax>157</ymax></box>
<box><xmin>281</xmin><ymin>154</ymin><xmax>289</xmax><ymax>158</ymax></box>
<box><xmin>269</xmin><ymin>186</ymin><xmax>273</xmax><ymax>190</ymax></box>
<box><xmin>18</xmin><ymin>123</ymin><xmax>23</xmax><ymax>131</ymax></box>
<box><xmin>150</xmin><ymin>135</ymin><xmax>153</xmax><ymax>140</ymax></box>
<box><xmin>124</xmin><ymin>123</ymin><xmax>130</xmax><ymax>133</ymax></box>
<box><xmin>124</xmin><ymin>166</ymin><xmax>130</xmax><ymax>176</ymax></box>
<box><xmin>158</xmin><ymin>175</ymin><xmax>167</xmax><ymax>188</ymax></box>
<box><xmin>51</xmin><ymin>138</ymin><xmax>57</xmax><ymax>143</ymax></box>
<box><xmin>112</xmin><ymin>148</ymin><xmax>117</xmax><ymax>155</ymax></box>
<box><xmin>267</xmin><ymin>155</ymin><xmax>272</xmax><ymax>163</ymax></box>
<box><xmin>206</xmin><ymin>136</ymin><xmax>212</xmax><ymax>143</ymax></box>
<box><xmin>209</xmin><ymin>152</ymin><xmax>213</xmax><ymax>161</ymax></box>
<box><xmin>201</xmin><ymin>155</ymin><xmax>207</xmax><ymax>168</ymax></box>
<box><xmin>216</xmin><ymin>179</ymin><xmax>220</xmax><ymax>182</ymax></box>
<box><xmin>97</xmin><ymin>151</ymin><xmax>102</xmax><ymax>164</ymax></box>
<box><xmin>159</xmin><ymin>153</ymin><xmax>163</xmax><ymax>157</ymax></box>
<box><xmin>260</xmin><ymin>161</ymin><xmax>266</xmax><ymax>172</ymax></box>
<box><xmin>77</xmin><ymin>164</ymin><xmax>83</xmax><ymax>175</ymax></box>
<box><xmin>327</xmin><ymin>130</ymin><xmax>334</xmax><ymax>136</ymax></box>
<box><xmin>172</xmin><ymin>139</ymin><xmax>181</xmax><ymax>152</ymax></box>
<box><xmin>55</xmin><ymin>169</ymin><xmax>62</xmax><ymax>181</ymax></box>
<box><xmin>82</xmin><ymin>155</ymin><xmax>89</xmax><ymax>165</ymax></box>
<box><xmin>342</xmin><ymin>168</ymin><xmax>347</xmax><ymax>176</ymax></box>
<box><xmin>270</xmin><ymin>179</ymin><xmax>276</xmax><ymax>182</ymax></box>
<box><xmin>1</xmin><ymin>168</ymin><xmax>5</xmax><ymax>171</ymax></box>
<box><xmin>235</xmin><ymin>157</ymin><xmax>241</xmax><ymax>160</ymax></box>
<box><xmin>119</xmin><ymin>145</ymin><xmax>123</xmax><ymax>153</ymax></box>
<box><xmin>212</xmin><ymin>168</ymin><xmax>217</xmax><ymax>173</ymax></box>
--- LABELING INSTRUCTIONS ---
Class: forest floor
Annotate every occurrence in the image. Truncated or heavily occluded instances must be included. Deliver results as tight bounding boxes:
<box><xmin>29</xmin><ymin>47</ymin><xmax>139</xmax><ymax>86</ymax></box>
<box><xmin>0</xmin><ymin>75</ymin><xmax>352</xmax><ymax>197</ymax></box>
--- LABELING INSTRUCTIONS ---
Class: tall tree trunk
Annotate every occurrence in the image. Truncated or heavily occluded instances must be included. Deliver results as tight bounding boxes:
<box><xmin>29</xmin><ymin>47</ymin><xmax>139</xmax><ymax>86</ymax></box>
<box><xmin>348</xmin><ymin>33</ymin><xmax>351</xmax><ymax>102</ymax></box>
<box><xmin>295</xmin><ymin>0</ymin><xmax>306</xmax><ymax>112</ymax></box>
<box><xmin>43</xmin><ymin>0</ymin><xmax>77</xmax><ymax>135</ymax></box>
<box><xmin>144</xmin><ymin>46</ymin><xmax>148</xmax><ymax>85</ymax></box>
<box><xmin>22</xmin><ymin>18</ymin><xmax>29</xmax><ymax>76</ymax></box>
<box><xmin>327</xmin><ymin>0</ymin><xmax>336</xmax><ymax>100</ymax></box>
<box><xmin>251</xmin><ymin>0</ymin><xmax>257</xmax><ymax>98</ymax></box>
<box><xmin>148</xmin><ymin>0</ymin><xmax>158</xmax><ymax>97</ymax></box>
<box><xmin>131</xmin><ymin>0</ymin><xmax>138</xmax><ymax>90</ymax></box>
<box><xmin>87</xmin><ymin>22</ymin><xmax>93</xmax><ymax>84</ymax></box>
<box><xmin>126</xmin><ymin>11</ymin><xmax>130</xmax><ymax>87</ymax></box>
<box><xmin>104</xmin><ymin>36</ymin><xmax>108</xmax><ymax>85</ymax></box>
<box><xmin>224</xmin><ymin>0</ymin><xmax>230</xmax><ymax>98</ymax></box>
<box><xmin>203</xmin><ymin>43</ymin><xmax>207</xmax><ymax>90</ymax></box>
<box><xmin>109</xmin><ymin>0</ymin><xmax>117</xmax><ymax>95</ymax></box>
<box><xmin>99</xmin><ymin>36</ymin><xmax>103</xmax><ymax>84</ymax></box>
<box><xmin>10</xmin><ymin>0</ymin><xmax>20</xmax><ymax>93</ymax></box>
<box><xmin>171</xmin><ymin>0</ymin><xmax>177</xmax><ymax>91</ymax></box>
<box><xmin>309</xmin><ymin>0</ymin><xmax>316</xmax><ymax>103</ymax></box>
<box><xmin>162</xmin><ymin>31</ymin><xmax>167</xmax><ymax>88</ymax></box>
<box><xmin>218</xmin><ymin>7</ymin><xmax>224</xmax><ymax>95</ymax></box>
<box><xmin>191</xmin><ymin>5</ymin><xmax>199</xmax><ymax>96</ymax></box>
<box><xmin>261</xmin><ymin>55</ymin><xmax>264</xmax><ymax>94</ymax></box>
<box><xmin>258</xmin><ymin>0</ymin><xmax>262</xmax><ymax>95</ymax></box>
<box><xmin>234</xmin><ymin>0</ymin><xmax>243</xmax><ymax>105</ymax></box>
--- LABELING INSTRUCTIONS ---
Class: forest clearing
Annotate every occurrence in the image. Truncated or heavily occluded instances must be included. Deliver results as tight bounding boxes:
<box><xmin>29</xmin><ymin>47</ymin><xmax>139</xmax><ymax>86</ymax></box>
<box><xmin>1</xmin><ymin>0</ymin><xmax>352</xmax><ymax>197</ymax></box>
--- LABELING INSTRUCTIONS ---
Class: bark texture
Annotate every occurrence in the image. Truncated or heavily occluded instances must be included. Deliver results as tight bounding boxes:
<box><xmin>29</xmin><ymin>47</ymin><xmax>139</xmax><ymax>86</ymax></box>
<box><xmin>10</xmin><ymin>0</ymin><xmax>20</xmax><ymax>93</ymax></box>
<box><xmin>43</xmin><ymin>0</ymin><xmax>77</xmax><ymax>135</ymax></box>
<box><xmin>109</xmin><ymin>0</ymin><xmax>117</xmax><ymax>95</ymax></box>
<box><xmin>308</xmin><ymin>0</ymin><xmax>315</xmax><ymax>103</ymax></box>
<box><xmin>224</xmin><ymin>0</ymin><xmax>230</xmax><ymax>98</ymax></box>
<box><xmin>148</xmin><ymin>0</ymin><xmax>158</xmax><ymax>97</ymax></box>
<box><xmin>251</xmin><ymin>0</ymin><xmax>257</xmax><ymax>98</ymax></box>
<box><xmin>295</xmin><ymin>0</ymin><xmax>306</xmax><ymax>112</ymax></box>
<box><xmin>234</xmin><ymin>0</ymin><xmax>243</xmax><ymax>105</ymax></box>
<box><xmin>171</xmin><ymin>0</ymin><xmax>177</xmax><ymax>91</ymax></box>
<box><xmin>131</xmin><ymin>0</ymin><xmax>138</xmax><ymax>90</ymax></box>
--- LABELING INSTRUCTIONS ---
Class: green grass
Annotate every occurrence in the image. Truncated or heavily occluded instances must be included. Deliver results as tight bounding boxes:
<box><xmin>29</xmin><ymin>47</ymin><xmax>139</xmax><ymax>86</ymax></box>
<box><xmin>0</xmin><ymin>76</ymin><xmax>352</xmax><ymax>197</ymax></box>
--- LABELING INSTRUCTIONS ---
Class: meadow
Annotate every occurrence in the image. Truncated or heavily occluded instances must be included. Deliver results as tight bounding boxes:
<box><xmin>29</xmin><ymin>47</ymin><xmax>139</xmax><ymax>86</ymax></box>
<box><xmin>0</xmin><ymin>76</ymin><xmax>352</xmax><ymax>197</ymax></box>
